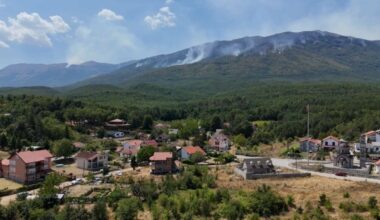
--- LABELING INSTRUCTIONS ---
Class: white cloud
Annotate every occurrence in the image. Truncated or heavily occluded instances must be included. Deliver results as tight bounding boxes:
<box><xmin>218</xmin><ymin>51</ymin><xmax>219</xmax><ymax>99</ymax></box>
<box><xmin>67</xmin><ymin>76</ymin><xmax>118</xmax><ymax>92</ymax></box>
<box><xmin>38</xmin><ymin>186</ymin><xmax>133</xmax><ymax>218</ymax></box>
<box><xmin>97</xmin><ymin>9</ymin><xmax>124</xmax><ymax>21</ymax></box>
<box><xmin>144</xmin><ymin>6</ymin><xmax>176</xmax><ymax>30</ymax></box>
<box><xmin>0</xmin><ymin>40</ymin><xmax>9</xmax><ymax>48</ymax></box>
<box><xmin>66</xmin><ymin>19</ymin><xmax>143</xmax><ymax>65</ymax></box>
<box><xmin>165</xmin><ymin>0</ymin><xmax>174</xmax><ymax>4</ymax></box>
<box><xmin>0</xmin><ymin>12</ymin><xmax>70</xmax><ymax>47</ymax></box>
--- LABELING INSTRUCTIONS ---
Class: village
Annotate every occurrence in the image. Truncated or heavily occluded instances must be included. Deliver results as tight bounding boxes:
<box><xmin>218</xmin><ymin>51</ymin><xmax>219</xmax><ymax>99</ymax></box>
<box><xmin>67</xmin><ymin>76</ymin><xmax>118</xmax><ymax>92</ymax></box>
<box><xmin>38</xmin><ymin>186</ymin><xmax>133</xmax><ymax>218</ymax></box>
<box><xmin>1</xmin><ymin>115</ymin><xmax>380</xmax><ymax>213</ymax></box>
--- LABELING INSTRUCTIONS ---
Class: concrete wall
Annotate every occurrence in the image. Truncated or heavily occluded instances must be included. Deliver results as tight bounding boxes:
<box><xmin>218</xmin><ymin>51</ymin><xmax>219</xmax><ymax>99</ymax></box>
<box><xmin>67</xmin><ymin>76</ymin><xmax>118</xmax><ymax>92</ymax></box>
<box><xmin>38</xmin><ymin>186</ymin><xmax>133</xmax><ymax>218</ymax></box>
<box><xmin>234</xmin><ymin>167</ymin><xmax>311</xmax><ymax>180</ymax></box>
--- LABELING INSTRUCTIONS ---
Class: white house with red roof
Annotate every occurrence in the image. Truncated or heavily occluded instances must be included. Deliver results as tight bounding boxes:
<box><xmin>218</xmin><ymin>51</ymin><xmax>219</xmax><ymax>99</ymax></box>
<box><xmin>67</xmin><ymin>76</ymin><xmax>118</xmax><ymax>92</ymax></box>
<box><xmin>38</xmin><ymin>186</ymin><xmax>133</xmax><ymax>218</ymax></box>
<box><xmin>75</xmin><ymin>151</ymin><xmax>108</xmax><ymax>170</ymax></box>
<box><xmin>322</xmin><ymin>136</ymin><xmax>340</xmax><ymax>150</ymax></box>
<box><xmin>0</xmin><ymin>150</ymin><xmax>53</xmax><ymax>184</ymax></box>
<box><xmin>181</xmin><ymin>146</ymin><xmax>206</xmax><ymax>160</ymax></box>
<box><xmin>358</xmin><ymin>130</ymin><xmax>380</xmax><ymax>153</ymax></box>
<box><xmin>208</xmin><ymin>130</ymin><xmax>230</xmax><ymax>152</ymax></box>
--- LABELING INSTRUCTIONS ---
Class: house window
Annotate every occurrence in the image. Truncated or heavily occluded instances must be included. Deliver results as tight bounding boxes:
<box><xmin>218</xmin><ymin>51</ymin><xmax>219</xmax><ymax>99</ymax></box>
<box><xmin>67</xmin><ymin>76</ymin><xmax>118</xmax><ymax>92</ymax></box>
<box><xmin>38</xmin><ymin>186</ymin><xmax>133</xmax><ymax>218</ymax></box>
<box><xmin>325</xmin><ymin>141</ymin><xmax>328</xmax><ymax>146</ymax></box>
<box><xmin>332</xmin><ymin>142</ymin><xmax>335</xmax><ymax>146</ymax></box>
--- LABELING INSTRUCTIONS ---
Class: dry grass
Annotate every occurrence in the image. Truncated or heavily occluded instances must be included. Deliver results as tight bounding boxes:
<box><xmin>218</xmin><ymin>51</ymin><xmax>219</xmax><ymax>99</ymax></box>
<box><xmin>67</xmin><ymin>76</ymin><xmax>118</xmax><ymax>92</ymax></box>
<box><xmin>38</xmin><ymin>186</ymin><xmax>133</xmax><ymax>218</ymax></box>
<box><xmin>0</xmin><ymin>178</ymin><xmax>22</xmax><ymax>190</ymax></box>
<box><xmin>52</xmin><ymin>163</ymin><xmax>89</xmax><ymax>178</ymax></box>
<box><xmin>0</xmin><ymin>151</ymin><xmax>9</xmax><ymax>160</ymax></box>
<box><xmin>214</xmin><ymin>164</ymin><xmax>380</xmax><ymax>219</ymax></box>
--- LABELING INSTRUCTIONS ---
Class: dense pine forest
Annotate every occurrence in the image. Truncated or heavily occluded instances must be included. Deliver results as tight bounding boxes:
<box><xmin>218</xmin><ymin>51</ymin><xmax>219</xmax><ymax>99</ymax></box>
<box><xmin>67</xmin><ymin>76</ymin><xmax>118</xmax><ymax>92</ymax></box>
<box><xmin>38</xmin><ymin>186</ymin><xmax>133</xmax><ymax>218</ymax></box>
<box><xmin>1</xmin><ymin>82</ymin><xmax>380</xmax><ymax>149</ymax></box>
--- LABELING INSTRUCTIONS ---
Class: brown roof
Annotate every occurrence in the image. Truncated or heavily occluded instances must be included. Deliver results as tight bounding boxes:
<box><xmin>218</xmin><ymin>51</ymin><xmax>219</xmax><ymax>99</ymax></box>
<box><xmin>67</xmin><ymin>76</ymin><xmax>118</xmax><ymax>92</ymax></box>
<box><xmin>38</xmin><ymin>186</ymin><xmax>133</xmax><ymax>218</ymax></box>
<box><xmin>183</xmin><ymin>146</ymin><xmax>206</xmax><ymax>155</ymax></box>
<box><xmin>16</xmin><ymin>150</ymin><xmax>53</xmax><ymax>164</ymax></box>
<box><xmin>300</xmin><ymin>137</ymin><xmax>321</xmax><ymax>145</ymax></box>
<box><xmin>75</xmin><ymin>152</ymin><xmax>98</xmax><ymax>160</ymax></box>
<box><xmin>150</xmin><ymin>152</ymin><xmax>173</xmax><ymax>161</ymax></box>
<box><xmin>109</xmin><ymin>119</ymin><xmax>125</xmax><ymax>123</ymax></box>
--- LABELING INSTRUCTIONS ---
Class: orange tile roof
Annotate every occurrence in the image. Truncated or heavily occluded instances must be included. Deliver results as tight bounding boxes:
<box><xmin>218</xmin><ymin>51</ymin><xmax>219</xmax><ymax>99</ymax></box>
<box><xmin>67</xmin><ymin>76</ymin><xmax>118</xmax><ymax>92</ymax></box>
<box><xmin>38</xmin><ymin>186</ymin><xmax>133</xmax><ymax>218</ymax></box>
<box><xmin>183</xmin><ymin>146</ymin><xmax>206</xmax><ymax>155</ymax></box>
<box><xmin>150</xmin><ymin>152</ymin><xmax>173</xmax><ymax>161</ymax></box>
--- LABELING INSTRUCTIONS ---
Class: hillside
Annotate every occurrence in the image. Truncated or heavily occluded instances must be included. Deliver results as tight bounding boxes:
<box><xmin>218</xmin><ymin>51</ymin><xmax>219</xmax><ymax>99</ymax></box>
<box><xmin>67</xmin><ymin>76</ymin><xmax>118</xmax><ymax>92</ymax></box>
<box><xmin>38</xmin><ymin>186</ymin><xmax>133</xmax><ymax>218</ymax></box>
<box><xmin>76</xmin><ymin>31</ymin><xmax>380</xmax><ymax>91</ymax></box>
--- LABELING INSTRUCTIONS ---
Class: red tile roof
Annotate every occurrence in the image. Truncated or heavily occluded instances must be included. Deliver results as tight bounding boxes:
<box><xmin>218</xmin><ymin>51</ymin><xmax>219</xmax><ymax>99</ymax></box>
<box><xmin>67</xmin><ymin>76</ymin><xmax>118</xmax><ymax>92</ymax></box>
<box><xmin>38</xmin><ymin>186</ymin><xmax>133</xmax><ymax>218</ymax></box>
<box><xmin>1</xmin><ymin>159</ymin><xmax>9</xmax><ymax>166</ymax></box>
<box><xmin>150</xmin><ymin>152</ymin><xmax>173</xmax><ymax>161</ymax></box>
<box><xmin>126</xmin><ymin>140</ymin><xmax>143</xmax><ymax>147</ymax></box>
<box><xmin>75</xmin><ymin>152</ymin><xmax>98</xmax><ymax>160</ymax></box>
<box><xmin>365</xmin><ymin>131</ymin><xmax>376</xmax><ymax>136</ymax></box>
<box><xmin>143</xmin><ymin>140</ymin><xmax>158</xmax><ymax>147</ymax></box>
<box><xmin>183</xmin><ymin>146</ymin><xmax>206</xmax><ymax>155</ymax></box>
<box><xmin>16</xmin><ymin>150</ymin><xmax>53</xmax><ymax>164</ymax></box>
<box><xmin>299</xmin><ymin>137</ymin><xmax>321</xmax><ymax>145</ymax></box>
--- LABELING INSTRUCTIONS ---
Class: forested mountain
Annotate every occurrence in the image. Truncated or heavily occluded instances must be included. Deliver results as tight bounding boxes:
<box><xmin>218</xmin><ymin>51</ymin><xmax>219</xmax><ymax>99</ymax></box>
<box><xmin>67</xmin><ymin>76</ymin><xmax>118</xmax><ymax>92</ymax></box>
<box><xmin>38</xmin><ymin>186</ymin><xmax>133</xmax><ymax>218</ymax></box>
<box><xmin>0</xmin><ymin>61</ymin><xmax>128</xmax><ymax>87</ymax></box>
<box><xmin>77</xmin><ymin>30</ymin><xmax>380</xmax><ymax>89</ymax></box>
<box><xmin>2</xmin><ymin>31</ymin><xmax>380</xmax><ymax>89</ymax></box>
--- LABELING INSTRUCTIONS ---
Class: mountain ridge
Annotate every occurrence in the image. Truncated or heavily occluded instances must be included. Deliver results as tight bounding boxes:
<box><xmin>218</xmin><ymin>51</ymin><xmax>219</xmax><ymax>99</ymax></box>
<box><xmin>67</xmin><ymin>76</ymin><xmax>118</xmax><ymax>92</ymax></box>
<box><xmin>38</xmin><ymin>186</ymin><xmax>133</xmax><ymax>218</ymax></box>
<box><xmin>1</xmin><ymin>30</ymin><xmax>380</xmax><ymax>88</ymax></box>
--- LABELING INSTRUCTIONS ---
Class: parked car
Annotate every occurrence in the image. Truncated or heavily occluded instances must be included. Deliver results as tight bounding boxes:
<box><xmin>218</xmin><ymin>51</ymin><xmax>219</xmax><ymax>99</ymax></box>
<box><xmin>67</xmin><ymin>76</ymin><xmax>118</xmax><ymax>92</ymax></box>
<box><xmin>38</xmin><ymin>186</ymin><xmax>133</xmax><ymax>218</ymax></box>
<box><xmin>335</xmin><ymin>172</ymin><xmax>348</xmax><ymax>177</ymax></box>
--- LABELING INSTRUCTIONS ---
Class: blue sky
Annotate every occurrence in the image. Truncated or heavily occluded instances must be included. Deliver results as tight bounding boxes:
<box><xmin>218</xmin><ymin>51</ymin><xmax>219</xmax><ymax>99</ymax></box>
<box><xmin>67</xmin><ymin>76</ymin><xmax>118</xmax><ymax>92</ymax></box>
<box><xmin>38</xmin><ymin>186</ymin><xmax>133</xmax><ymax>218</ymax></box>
<box><xmin>0</xmin><ymin>0</ymin><xmax>379</xmax><ymax>68</ymax></box>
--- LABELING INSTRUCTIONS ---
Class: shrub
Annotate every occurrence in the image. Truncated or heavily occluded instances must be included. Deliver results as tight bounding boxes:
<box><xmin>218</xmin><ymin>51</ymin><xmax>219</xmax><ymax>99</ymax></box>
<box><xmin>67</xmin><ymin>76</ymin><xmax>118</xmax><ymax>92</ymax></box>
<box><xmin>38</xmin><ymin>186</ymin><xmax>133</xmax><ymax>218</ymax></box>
<box><xmin>350</xmin><ymin>214</ymin><xmax>364</xmax><ymax>220</ymax></box>
<box><xmin>343</xmin><ymin>192</ymin><xmax>350</xmax><ymax>198</ymax></box>
<box><xmin>115</xmin><ymin>198</ymin><xmax>142</xmax><ymax>220</ymax></box>
<box><xmin>249</xmin><ymin>184</ymin><xmax>288</xmax><ymax>217</ymax></box>
<box><xmin>368</xmin><ymin>196</ymin><xmax>378</xmax><ymax>209</ymax></box>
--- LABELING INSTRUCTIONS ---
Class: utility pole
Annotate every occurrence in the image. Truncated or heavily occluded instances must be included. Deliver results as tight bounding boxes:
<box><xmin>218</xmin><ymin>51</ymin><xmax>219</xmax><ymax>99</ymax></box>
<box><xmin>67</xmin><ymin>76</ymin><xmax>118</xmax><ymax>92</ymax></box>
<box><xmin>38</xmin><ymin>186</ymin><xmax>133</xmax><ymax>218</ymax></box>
<box><xmin>307</xmin><ymin>104</ymin><xmax>310</xmax><ymax>166</ymax></box>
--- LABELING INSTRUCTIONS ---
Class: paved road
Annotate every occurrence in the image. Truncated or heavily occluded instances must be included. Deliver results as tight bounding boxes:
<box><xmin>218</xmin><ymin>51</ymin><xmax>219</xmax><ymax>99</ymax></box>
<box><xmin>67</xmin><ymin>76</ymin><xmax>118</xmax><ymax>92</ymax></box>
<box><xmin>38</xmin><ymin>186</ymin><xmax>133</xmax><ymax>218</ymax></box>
<box><xmin>236</xmin><ymin>155</ymin><xmax>380</xmax><ymax>185</ymax></box>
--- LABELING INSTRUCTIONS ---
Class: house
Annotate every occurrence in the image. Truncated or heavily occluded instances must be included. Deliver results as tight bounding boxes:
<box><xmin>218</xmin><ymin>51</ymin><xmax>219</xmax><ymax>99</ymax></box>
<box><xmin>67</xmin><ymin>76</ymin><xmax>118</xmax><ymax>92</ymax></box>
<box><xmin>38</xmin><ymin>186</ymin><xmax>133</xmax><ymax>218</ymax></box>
<box><xmin>299</xmin><ymin>137</ymin><xmax>321</xmax><ymax>152</ymax></box>
<box><xmin>156</xmin><ymin>134</ymin><xmax>170</xmax><ymax>143</ymax></box>
<box><xmin>360</xmin><ymin>130</ymin><xmax>380</xmax><ymax>154</ymax></box>
<box><xmin>142</xmin><ymin>140</ymin><xmax>158</xmax><ymax>148</ymax></box>
<box><xmin>168</xmin><ymin>129</ymin><xmax>179</xmax><ymax>135</ymax></box>
<box><xmin>116</xmin><ymin>140</ymin><xmax>144</xmax><ymax>158</ymax></box>
<box><xmin>149</xmin><ymin>152</ymin><xmax>176</xmax><ymax>174</ymax></box>
<box><xmin>234</xmin><ymin>157</ymin><xmax>275</xmax><ymax>179</ymax></box>
<box><xmin>155</xmin><ymin>123</ymin><xmax>169</xmax><ymax>130</ymax></box>
<box><xmin>75</xmin><ymin>151</ymin><xmax>108</xmax><ymax>171</ymax></box>
<box><xmin>322</xmin><ymin>136</ymin><xmax>340</xmax><ymax>150</ymax></box>
<box><xmin>73</xmin><ymin>142</ymin><xmax>85</xmax><ymax>149</ymax></box>
<box><xmin>116</xmin><ymin>144</ymin><xmax>139</xmax><ymax>158</ymax></box>
<box><xmin>105</xmin><ymin>119</ymin><xmax>130</xmax><ymax>130</ymax></box>
<box><xmin>181</xmin><ymin>146</ymin><xmax>206</xmax><ymax>160</ymax></box>
<box><xmin>0</xmin><ymin>150</ymin><xmax>53</xmax><ymax>184</ymax></box>
<box><xmin>208</xmin><ymin>130</ymin><xmax>230</xmax><ymax>152</ymax></box>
